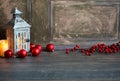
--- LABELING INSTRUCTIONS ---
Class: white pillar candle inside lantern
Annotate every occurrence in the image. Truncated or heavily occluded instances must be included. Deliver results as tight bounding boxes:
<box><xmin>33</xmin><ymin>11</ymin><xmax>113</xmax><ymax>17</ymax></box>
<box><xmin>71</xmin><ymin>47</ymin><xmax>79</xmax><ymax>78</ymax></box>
<box><xmin>6</xmin><ymin>8</ymin><xmax>31</xmax><ymax>55</ymax></box>
<box><xmin>0</xmin><ymin>40</ymin><xmax>9</xmax><ymax>57</ymax></box>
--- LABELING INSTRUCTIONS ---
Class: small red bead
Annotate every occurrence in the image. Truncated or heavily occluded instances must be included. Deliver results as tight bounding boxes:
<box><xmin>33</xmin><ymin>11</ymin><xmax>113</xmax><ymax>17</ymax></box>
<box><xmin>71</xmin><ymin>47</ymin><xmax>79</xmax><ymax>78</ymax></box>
<box><xmin>66</xmin><ymin>48</ymin><xmax>70</xmax><ymax>54</ymax></box>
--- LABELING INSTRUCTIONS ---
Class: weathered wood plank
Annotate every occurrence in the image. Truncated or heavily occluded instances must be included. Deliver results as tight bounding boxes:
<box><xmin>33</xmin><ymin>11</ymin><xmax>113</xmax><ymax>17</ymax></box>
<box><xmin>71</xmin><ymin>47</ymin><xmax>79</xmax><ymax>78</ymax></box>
<box><xmin>0</xmin><ymin>52</ymin><xmax>120</xmax><ymax>81</ymax></box>
<box><xmin>0</xmin><ymin>0</ymin><xmax>27</xmax><ymax>39</ymax></box>
<box><xmin>51</xmin><ymin>0</ymin><xmax>120</xmax><ymax>45</ymax></box>
<box><xmin>30</xmin><ymin>0</ymin><xmax>49</xmax><ymax>44</ymax></box>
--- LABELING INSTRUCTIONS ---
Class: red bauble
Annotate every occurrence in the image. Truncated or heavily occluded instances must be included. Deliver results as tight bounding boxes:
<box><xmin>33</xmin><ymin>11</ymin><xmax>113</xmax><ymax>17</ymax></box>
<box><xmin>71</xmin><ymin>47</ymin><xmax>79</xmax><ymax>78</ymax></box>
<box><xmin>46</xmin><ymin>43</ymin><xmax>54</xmax><ymax>52</ymax></box>
<box><xmin>17</xmin><ymin>49</ymin><xmax>27</xmax><ymax>58</ymax></box>
<box><xmin>35</xmin><ymin>45</ymin><xmax>42</xmax><ymax>52</ymax></box>
<box><xmin>30</xmin><ymin>43</ymin><xmax>35</xmax><ymax>50</ymax></box>
<box><xmin>4</xmin><ymin>50</ymin><xmax>13</xmax><ymax>58</ymax></box>
<box><xmin>31</xmin><ymin>47</ymin><xmax>40</xmax><ymax>56</ymax></box>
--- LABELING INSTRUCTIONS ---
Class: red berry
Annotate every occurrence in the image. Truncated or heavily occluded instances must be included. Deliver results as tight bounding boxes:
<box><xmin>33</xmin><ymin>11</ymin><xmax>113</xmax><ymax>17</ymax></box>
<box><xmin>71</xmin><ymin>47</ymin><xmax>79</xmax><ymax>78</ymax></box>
<box><xmin>85</xmin><ymin>52</ymin><xmax>91</xmax><ymax>56</ymax></box>
<box><xmin>81</xmin><ymin>49</ymin><xmax>85</xmax><ymax>53</ymax></box>
<box><xmin>66</xmin><ymin>48</ymin><xmax>70</xmax><ymax>54</ymax></box>
<box><xmin>74</xmin><ymin>47</ymin><xmax>77</xmax><ymax>51</ymax></box>
<box><xmin>113</xmin><ymin>49</ymin><xmax>117</xmax><ymax>53</ymax></box>
<box><xmin>71</xmin><ymin>48</ymin><xmax>75</xmax><ymax>52</ymax></box>
<box><xmin>75</xmin><ymin>45</ymin><xmax>80</xmax><ymax>49</ymax></box>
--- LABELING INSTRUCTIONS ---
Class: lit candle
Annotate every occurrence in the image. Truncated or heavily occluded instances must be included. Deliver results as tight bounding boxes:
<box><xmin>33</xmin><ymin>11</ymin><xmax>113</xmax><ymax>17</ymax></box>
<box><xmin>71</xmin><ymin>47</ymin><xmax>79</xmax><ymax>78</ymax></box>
<box><xmin>0</xmin><ymin>40</ymin><xmax>9</xmax><ymax>57</ymax></box>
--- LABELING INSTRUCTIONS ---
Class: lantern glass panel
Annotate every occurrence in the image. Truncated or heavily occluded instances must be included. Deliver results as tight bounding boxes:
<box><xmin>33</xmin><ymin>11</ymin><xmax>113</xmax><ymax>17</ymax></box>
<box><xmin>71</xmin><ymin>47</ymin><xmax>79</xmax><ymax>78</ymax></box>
<box><xmin>24</xmin><ymin>32</ymin><xmax>26</xmax><ymax>37</ymax></box>
<box><xmin>18</xmin><ymin>33</ymin><xmax>23</xmax><ymax>50</ymax></box>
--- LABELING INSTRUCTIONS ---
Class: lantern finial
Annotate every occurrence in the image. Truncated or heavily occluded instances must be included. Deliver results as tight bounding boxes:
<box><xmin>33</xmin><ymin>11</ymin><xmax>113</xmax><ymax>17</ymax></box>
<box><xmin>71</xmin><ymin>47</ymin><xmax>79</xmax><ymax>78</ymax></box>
<box><xmin>11</xmin><ymin>7</ymin><xmax>22</xmax><ymax>15</ymax></box>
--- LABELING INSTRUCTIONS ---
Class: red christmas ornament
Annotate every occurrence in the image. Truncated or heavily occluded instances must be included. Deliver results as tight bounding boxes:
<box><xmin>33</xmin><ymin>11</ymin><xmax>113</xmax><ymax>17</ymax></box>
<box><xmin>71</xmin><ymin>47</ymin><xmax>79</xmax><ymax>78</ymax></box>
<box><xmin>30</xmin><ymin>43</ymin><xmax>35</xmax><ymax>50</ymax></box>
<box><xmin>35</xmin><ymin>45</ymin><xmax>42</xmax><ymax>52</ymax></box>
<box><xmin>17</xmin><ymin>49</ymin><xmax>27</xmax><ymax>58</ymax></box>
<box><xmin>4</xmin><ymin>50</ymin><xmax>13</xmax><ymax>58</ymax></box>
<box><xmin>46</xmin><ymin>43</ymin><xmax>54</xmax><ymax>52</ymax></box>
<box><xmin>31</xmin><ymin>47</ymin><xmax>41</xmax><ymax>56</ymax></box>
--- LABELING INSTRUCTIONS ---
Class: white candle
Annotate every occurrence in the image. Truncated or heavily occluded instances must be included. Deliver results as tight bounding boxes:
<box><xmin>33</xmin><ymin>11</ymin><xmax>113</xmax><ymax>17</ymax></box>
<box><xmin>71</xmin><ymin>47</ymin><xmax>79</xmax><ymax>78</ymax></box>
<box><xmin>0</xmin><ymin>40</ymin><xmax>9</xmax><ymax>57</ymax></box>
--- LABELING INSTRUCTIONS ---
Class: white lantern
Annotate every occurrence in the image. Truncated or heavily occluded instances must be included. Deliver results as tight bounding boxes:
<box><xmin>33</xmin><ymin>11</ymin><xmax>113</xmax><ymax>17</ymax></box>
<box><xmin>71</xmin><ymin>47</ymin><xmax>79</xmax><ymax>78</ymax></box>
<box><xmin>6</xmin><ymin>8</ymin><xmax>31</xmax><ymax>55</ymax></box>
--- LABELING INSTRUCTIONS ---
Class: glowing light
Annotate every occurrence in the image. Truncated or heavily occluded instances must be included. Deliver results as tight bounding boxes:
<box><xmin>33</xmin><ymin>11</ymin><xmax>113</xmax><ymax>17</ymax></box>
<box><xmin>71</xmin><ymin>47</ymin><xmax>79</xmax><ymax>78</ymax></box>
<box><xmin>0</xmin><ymin>40</ymin><xmax>9</xmax><ymax>57</ymax></box>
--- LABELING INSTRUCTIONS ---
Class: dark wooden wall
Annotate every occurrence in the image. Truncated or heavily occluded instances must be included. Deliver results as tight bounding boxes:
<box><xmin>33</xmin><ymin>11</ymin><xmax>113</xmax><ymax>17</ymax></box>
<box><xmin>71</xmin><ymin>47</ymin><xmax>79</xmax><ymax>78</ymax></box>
<box><xmin>0</xmin><ymin>0</ymin><xmax>49</xmax><ymax>45</ymax></box>
<box><xmin>0</xmin><ymin>0</ymin><xmax>120</xmax><ymax>45</ymax></box>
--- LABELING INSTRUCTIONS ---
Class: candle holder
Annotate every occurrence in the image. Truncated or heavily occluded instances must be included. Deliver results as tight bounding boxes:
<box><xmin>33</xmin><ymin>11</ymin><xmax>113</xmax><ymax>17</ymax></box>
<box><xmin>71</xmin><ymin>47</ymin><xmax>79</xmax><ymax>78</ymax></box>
<box><xmin>6</xmin><ymin>7</ymin><xmax>31</xmax><ymax>56</ymax></box>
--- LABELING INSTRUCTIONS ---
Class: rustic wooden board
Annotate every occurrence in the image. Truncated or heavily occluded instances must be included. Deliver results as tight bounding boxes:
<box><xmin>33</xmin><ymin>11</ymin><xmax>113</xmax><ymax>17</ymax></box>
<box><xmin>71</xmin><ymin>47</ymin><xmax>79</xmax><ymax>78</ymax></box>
<box><xmin>51</xmin><ymin>0</ymin><xmax>120</xmax><ymax>45</ymax></box>
<box><xmin>31</xmin><ymin>0</ymin><xmax>50</xmax><ymax>44</ymax></box>
<box><xmin>0</xmin><ymin>0</ymin><xmax>120</xmax><ymax>45</ymax></box>
<box><xmin>0</xmin><ymin>0</ymin><xmax>27</xmax><ymax>39</ymax></box>
<box><xmin>0</xmin><ymin>51</ymin><xmax>120</xmax><ymax>81</ymax></box>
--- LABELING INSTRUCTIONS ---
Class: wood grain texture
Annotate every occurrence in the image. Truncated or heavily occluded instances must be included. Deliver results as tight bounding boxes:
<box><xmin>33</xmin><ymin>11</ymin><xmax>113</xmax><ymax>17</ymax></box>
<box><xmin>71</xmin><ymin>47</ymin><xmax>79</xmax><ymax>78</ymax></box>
<box><xmin>0</xmin><ymin>0</ymin><xmax>120</xmax><ymax>44</ymax></box>
<box><xmin>0</xmin><ymin>51</ymin><xmax>120</xmax><ymax>81</ymax></box>
<box><xmin>0</xmin><ymin>0</ymin><xmax>27</xmax><ymax>39</ymax></box>
<box><xmin>51</xmin><ymin>0</ymin><xmax>120</xmax><ymax>45</ymax></box>
<box><xmin>31</xmin><ymin>0</ymin><xmax>49</xmax><ymax>44</ymax></box>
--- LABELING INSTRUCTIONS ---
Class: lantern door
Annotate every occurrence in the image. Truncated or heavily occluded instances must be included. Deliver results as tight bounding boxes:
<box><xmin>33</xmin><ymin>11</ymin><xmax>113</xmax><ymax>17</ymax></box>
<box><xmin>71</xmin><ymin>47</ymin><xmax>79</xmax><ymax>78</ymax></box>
<box><xmin>15</xmin><ymin>31</ymin><xmax>30</xmax><ymax>52</ymax></box>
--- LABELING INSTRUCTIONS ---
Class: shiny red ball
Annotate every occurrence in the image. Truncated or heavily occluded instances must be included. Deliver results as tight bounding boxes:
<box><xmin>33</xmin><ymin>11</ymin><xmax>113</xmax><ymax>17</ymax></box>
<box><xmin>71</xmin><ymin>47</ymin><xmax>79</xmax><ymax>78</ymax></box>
<box><xmin>31</xmin><ymin>47</ymin><xmax>41</xmax><ymax>56</ymax></box>
<box><xmin>30</xmin><ymin>43</ymin><xmax>35</xmax><ymax>50</ymax></box>
<box><xmin>35</xmin><ymin>45</ymin><xmax>42</xmax><ymax>52</ymax></box>
<box><xmin>4</xmin><ymin>50</ymin><xmax>13</xmax><ymax>58</ymax></box>
<box><xmin>46</xmin><ymin>43</ymin><xmax>54</xmax><ymax>52</ymax></box>
<box><xmin>17</xmin><ymin>49</ymin><xmax>27</xmax><ymax>58</ymax></box>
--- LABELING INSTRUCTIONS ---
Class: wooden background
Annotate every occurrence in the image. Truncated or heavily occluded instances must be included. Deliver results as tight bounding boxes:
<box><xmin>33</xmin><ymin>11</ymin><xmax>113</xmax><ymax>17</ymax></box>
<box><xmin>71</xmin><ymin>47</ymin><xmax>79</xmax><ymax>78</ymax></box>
<box><xmin>0</xmin><ymin>0</ymin><xmax>120</xmax><ymax>45</ymax></box>
<box><xmin>0</xmin><ymin>0</ymin><xmax>49</xmax><ymax>45</ymax></box>
<box><xmin>51</xmin><ymin>0</ymin><xmax>120</xmax><ymax>45</ymax></box>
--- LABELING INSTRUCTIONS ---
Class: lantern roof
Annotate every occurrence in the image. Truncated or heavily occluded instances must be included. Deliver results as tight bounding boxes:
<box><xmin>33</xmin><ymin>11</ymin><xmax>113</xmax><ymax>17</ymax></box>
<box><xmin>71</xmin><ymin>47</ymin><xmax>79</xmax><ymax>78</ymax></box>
<box><xmin>11</xmin><ymin>7</ymin><xmax>22</xmax><ymax>15</ymax></box>
<box><xmin>7</xmin><ymin>8</ymin><xmax>31</xmax><ymax>29</ymax></box>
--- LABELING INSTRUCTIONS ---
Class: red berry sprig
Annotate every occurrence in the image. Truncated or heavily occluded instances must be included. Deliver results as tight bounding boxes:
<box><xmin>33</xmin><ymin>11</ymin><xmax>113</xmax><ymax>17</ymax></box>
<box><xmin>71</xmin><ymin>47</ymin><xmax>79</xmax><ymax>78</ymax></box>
<box><xmin>65</xmin><ymin>41</ymin><xmax>120</xmax><ymax>56</ymax></box>
<box><xmin>65</xmin><ymin>44</ymin><xmax>80</xmax><ymax>54</ymax></box>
